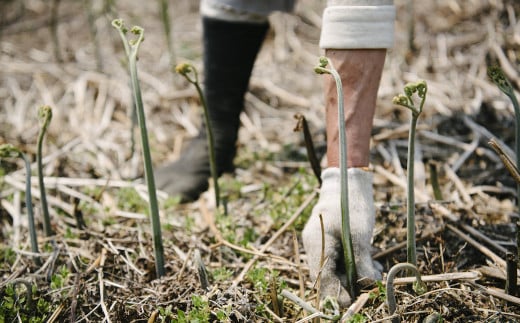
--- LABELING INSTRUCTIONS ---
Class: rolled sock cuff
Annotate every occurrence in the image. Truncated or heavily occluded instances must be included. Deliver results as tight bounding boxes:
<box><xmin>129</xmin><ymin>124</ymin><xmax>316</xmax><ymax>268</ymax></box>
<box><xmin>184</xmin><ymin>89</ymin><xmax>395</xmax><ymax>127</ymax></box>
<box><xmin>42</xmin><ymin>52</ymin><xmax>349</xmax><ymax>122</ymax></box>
<box><xmin>319</xmin><ymin>167</ymin><xmax>373</xmax><ymax>196</ymax></box>
<box><xmin>320</xmin><ymin>4</ymin><xmax>396</xmax><ymax>49</ymax></box>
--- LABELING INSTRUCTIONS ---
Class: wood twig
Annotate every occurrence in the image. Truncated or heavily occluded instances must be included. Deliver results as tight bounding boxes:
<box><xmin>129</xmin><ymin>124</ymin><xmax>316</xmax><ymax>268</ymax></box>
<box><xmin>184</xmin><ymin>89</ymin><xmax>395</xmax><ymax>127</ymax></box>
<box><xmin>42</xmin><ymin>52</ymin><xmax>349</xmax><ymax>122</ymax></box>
<box><xmin>447</xmin><ymin>224</ymin><xmax>515</xmax><ymax>274</ymax></box>
<box><xmin>471</xmin><ymin>282</ymin><xmax>520</xmax><ymax>306</ymax></box>
<box><xmin>460</xmin><ymin>223</ymin><xmax>508</xmax><ymax>256</ymax></box>
<box><xmin>488</xmin><ymin>138</ymin><xmax>520</xmax><ymax>184</ymax></box>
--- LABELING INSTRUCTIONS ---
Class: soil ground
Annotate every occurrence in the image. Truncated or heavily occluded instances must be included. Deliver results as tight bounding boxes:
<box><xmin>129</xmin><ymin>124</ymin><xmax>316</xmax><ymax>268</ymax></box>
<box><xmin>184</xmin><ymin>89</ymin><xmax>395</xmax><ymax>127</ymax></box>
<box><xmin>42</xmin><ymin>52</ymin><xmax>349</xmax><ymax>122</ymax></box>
<box><xmin>1</xmin><ymin>0</ymin><xmax>520</xmax><ymax>322</ymax></box>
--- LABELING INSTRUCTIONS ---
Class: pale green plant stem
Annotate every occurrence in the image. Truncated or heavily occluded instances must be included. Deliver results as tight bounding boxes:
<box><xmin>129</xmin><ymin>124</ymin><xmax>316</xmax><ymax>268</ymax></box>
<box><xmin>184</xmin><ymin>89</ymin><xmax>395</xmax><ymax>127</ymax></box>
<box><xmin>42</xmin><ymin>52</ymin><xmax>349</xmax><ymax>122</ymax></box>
<box><xmin>406</xmin><ymin>116</ymin><xmax>418</xmax><ymax>266</ymax></box>
<box><xmin>22</xmin><ymin>152</ymin><xmax>42</xmax><ymax>266</ymax></box>
<box><xmin>176</xmin><ymin>63</ymin><xmax>220</xmax><ymax>207</ymax></box>
<box><xmin>508</xmin><ymin>92</ymin><xmax>520</xmax><ymax>215</ymax></box>
<box><xmin>112</xmin><ymin>20</ymin><xmax>165</xmax><ymax>278</ymax></box>
<box><xmin>159</xmin><ymin>0</ymin><xmax>175</xmax><ymax>73</ymax></box>
<box><xmin>1</xmin><ymin>144</ymin><xmax>42</xmax><ymax>266</ymax></box>
<box><xmin>84</xmin><ymin>0</ymin><xmax>103</xmax><ymax>71</ymax></box>
<box><xmin>487</xmin><ymin>65</ymin><xmax>520</xmax><ymax>267</ymax></box>
<box><xmin>50</xmin><ymin>0</ymin><xmax>62</xmax><ymax>62</ymax></box>
<box><xmin>315</xmin><ymin>57</ymin><xmax>357</xmax><ymax>299</ymax></box>
<box><xmin>386</xmin><ymin>262</ymin><xmax>425</xmax><ymax>323</ymax></box>
<box><xmin>37</xmin><ymin>106</ymin><xmax>53</xmax><ymax>237</ymax></box>
<box><xmin>393</xmin><ymin>81</ymin><xmax>427</xmax><ymax>267</ymax></box>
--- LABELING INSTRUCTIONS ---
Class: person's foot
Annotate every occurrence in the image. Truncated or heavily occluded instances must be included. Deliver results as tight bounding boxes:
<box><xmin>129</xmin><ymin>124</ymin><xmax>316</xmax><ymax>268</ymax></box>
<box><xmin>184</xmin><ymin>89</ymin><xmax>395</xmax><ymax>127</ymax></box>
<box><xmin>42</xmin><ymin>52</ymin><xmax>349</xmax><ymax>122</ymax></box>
<box><xmin>154</xmin><ymin>136</ymin><xmax>234</xmax><ymax>202</ymax></box>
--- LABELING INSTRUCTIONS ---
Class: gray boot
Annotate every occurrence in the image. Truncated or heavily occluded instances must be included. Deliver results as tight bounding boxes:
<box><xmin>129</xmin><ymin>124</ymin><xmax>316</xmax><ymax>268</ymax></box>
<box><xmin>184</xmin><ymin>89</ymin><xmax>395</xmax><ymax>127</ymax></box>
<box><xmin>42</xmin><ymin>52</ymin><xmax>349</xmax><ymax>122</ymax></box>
<box><xmin>155</xmin><ymin>17</ymin><xmax>269</xmax><ymax>202</ymax></box>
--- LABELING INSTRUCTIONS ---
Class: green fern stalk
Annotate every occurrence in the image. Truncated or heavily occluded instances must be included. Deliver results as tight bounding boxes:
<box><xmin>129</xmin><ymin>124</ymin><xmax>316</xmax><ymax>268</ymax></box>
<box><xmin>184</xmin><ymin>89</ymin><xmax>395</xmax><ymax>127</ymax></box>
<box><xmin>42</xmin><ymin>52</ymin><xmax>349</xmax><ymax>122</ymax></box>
<box><xmin>175</xmin><ymin>62</ymin><xmax>220</xmax><ymax>207</ymax></box>
<box><xmin>315</xmin><ymin>56</ymin><xmax>357</xmax><ymax>298</ymax></box>
<box><xmin>386</xmin><ymin>262</ymin><xmax>426</xmax><ymax>323</ymax></box>
<box><xmin>112</xmin><ymin>19</ymin><xmax>165</xmax><ymax>278</ymax></box>
<box><xmin>159</xmin><ymin>0</ymin><xmax>175</xmax><ymax>73</ymax></box>
<box><xmin>0</xmin><ymin>144</ymin><xmax>42</xmax><ymax>266</ymax></box>
<box><xmin>37</xmin><ymin>105</ymin><xmax>53</xmax><ymax>237</ymax></box>
<box><xmin>487</xmin><ymin>65</ymin><xmax>520</xmax><ymax>267</ymax></box>
<box><xmin>392</xmin><ymin>80</ymin><xmax>427</xmax><ymax>266</ymax></box>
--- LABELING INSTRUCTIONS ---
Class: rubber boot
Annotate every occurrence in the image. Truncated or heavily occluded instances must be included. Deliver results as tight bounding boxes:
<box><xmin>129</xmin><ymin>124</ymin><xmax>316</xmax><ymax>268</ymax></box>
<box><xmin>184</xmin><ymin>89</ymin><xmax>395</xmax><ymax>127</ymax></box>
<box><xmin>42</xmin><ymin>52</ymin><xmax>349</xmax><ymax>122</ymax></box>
<box><xmin>155</xmin><ymin>17</ymin><xmax>269</xmax><ymax>202</ymax></box>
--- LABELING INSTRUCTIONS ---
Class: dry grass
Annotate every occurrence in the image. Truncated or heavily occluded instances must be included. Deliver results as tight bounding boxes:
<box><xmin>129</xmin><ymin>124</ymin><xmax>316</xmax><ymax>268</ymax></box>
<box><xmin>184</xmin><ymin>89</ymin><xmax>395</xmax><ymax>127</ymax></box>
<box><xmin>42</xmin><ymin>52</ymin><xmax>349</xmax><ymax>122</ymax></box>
<box><xmin>1</xmin><ymin>0</ymin><xmax>520</xmax><ymax>321</ymax></box>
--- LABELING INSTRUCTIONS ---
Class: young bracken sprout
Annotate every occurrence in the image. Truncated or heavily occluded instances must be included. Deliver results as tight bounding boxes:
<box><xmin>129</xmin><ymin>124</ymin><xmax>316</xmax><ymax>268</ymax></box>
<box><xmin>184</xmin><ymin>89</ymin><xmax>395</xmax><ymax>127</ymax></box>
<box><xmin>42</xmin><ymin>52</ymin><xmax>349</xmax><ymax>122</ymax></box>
<box><xmin>385</xmin><ymin>262</ymin><xmax>426</xmax><ymax>323</ymax></box>
<box><xmin>488</xmin><ymin>66</ymin><xmax>520</xmax><ymax>200</ymax></box>
<box><xmin>176</xmin><ymin>62</ymin><xmax>220</xmax><ymax>207</ymax></box>
<box><xmin>0</xmin><ymin>144</ymin><xmax>42</xmax><ymax>266</ymax></box>
<box><xmin>112</xmin><ymin>19</ymin><xmax>165</xmax><ymax>278</ymax></box>
<box><xmin>37</xmin><ymin>105</ymin><xmax>54</xmax><ymax>237</ymax></box>
<box><xmin>487</xmin><ymin>65</ymin><xmax>520</xmax><ymax>266</ymax></box>
<box><xmin>314</xmin><ymin>56</ymin><xmax>357</xmax><ymax>299</ymax></box>
<box><xmin>392</xmin><ymin>80</ymin><xmax>428</xmax><ymax>267</ymax></box>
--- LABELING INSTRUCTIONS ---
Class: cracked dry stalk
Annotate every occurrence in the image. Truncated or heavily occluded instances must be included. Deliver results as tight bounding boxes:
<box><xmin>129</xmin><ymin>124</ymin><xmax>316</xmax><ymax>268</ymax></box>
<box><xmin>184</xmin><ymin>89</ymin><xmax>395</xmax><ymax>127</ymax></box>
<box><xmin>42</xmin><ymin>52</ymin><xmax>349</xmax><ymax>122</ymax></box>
<box><xmin>392</xmin><ymin>80</ymin><xmax>428</xmax><ymax>266</ymax></box>
<box><xmin>175</xmin><ymin>62</ymin><xmax>220</xmax><ymax>207</ymax></box>
<box><xmin>0</xmin><ymin>144</ymin><xmax>42</xmax><ymax>266</ymax></box>
<box><xmin>294</xmin><ymin>113</ymin><xmax>322</xmax><ymax>185</ymax></box>
<box><xmin>112</xmin><ymin>19</ymin><xmax>165</xmax><ymax>278</ymax></box>
<box><xmin>37</xmin><ymin>105</ymin><xmax>54</xmax><ymax>237</ymax></box>
<box><xmin>315</xmin><ymin>56</ymin><xmax>357</xmax><ymax>299</ymax></box>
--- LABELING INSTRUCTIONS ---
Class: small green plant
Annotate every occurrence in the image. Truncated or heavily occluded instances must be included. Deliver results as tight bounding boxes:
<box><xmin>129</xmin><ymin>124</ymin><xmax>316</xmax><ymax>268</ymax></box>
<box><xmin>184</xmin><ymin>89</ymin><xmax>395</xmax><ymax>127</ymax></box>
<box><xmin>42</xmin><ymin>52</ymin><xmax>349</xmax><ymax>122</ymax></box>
<box><xmin>392</xmin><ymin>80</ymin><xmax>428</xmax><ymax>266</ymax></box>
<box><xmin>0</xmin><ymin>144</ymin><xmax>41</xmax><ymax>266</ymax></box>
<box><xmin>211</xmin><ymin>267</ymin><xmax>233</xmax><ymax>282</ymax></box>
<box><xmin>247</xmin><ymin>267</ymin><xmax>269</xmax><ymax>293</ymax></box>
<box><xmin>175</xmin><ymin>62</ymin><xmax>220</xmax><ymax>207</ymax></box>
<box><xmin>0</xmin><ymin>280</ymin><xmax>51</xmax><ymax>323</ymax></box>
<box><xmin>246</xmin><ymin>268</ymin><xmax>287</xmax><ymax>318</ymax></box>
<box><xmin>112</xmin><ymin>18</ymin><xmax>165</xmax><ymax>278</ymax></box>
<box><xmin>50</xmin><ymin>265</ymin><xmax>70</xmax><ymax>292</ymax></box>
<box><xmin>346</xmin><ymin>313</ymin><xmax>368</xmax><ymax>323</ymax></box>
<box><xmin>314</xmin><ymin>56</ymin><xmax>357</xmax><ymax>298</ymax></box>
<box><xmin>1</xmin><ymin>245</ymin><xmax>17</xmax><ymax>267</ymax></box>
<box><xmin>176</xmin><ymin>294</ymin><xmax>211</xmax><ymax>322</ymax></box>
<box><xmin>117</xmin><ymin>187</ymin><xmax>148</xmax><ymax>212</ymax></box>
<box><xmin>37</xmin><ymin>105</ymin><xmax>54</xmax><ymax>237</ymax></box>
<box><xmin>158</xmin><ymin>305</ymin><xmax>174</xmax><ymax>321</ymax></box>
<box><xmin>369</xmin><ymin>280</ymin><xmax>387</xmax><ymax>303</ymax></box>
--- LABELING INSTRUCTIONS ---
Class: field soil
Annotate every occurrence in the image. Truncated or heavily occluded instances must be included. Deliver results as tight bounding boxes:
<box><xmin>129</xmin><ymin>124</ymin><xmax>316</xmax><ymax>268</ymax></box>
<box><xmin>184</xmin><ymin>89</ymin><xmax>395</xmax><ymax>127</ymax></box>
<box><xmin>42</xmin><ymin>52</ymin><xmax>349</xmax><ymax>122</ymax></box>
<box><xmin>1</xmin><ymin>0</ymin><xmax>520</xmax><ymax>322</ymax></box>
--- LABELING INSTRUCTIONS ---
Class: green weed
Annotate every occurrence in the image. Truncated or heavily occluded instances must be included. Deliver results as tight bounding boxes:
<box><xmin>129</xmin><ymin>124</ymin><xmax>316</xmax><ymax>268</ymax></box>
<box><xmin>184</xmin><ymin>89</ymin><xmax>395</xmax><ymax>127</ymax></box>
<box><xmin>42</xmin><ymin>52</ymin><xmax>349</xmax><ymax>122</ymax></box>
<box><xmin>176</xmin><ymin>294</ymin><xmax>210</xmax><ymax>322</ymax></box>
<box><xmin>211</xmin><ymin>267</ymin><xmax>233</xmax><ymax>282</ymax></box>
<box><xmin>368</xmin><ymin>280</ymin><xmax>387</xmax><ymax>303</ymax></box>
<box><xmin>0</xmin><ymin>282</ymin><xmax>51</xmax><ymax>323</ymax></box>
<box><xmin>117</xmin><ymin>187</ymin><xmax>148</xmax><ymax>213</ymax></box>
<box><xmin>50</xmin><ymin>265</ymin><xmax>70</xmax><ymax>293</ymax></box>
